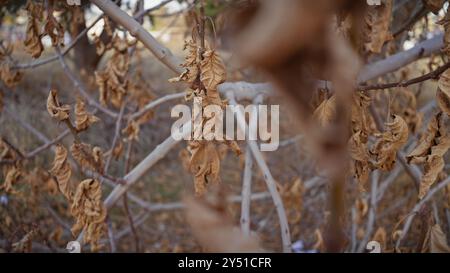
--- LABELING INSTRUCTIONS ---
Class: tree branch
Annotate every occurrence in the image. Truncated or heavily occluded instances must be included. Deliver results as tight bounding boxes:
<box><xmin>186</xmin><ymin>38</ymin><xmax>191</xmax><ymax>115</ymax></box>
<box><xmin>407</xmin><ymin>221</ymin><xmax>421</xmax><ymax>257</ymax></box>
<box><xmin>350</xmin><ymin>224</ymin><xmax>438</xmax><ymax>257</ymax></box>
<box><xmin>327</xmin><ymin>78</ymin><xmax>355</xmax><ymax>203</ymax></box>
<box><xmin>240</xmin><ymin>144</ymin><xmax>253</xmax><ymax>236</ymax></box>
<box><xmin>227</xmin><ymin>91</ymin><xmax>292</xmax><ymax>253</ymax></box>
<box><xmin>359</xmin><ymin>61</ymin><xmax>450</xmax><ymax>91</ymax></box>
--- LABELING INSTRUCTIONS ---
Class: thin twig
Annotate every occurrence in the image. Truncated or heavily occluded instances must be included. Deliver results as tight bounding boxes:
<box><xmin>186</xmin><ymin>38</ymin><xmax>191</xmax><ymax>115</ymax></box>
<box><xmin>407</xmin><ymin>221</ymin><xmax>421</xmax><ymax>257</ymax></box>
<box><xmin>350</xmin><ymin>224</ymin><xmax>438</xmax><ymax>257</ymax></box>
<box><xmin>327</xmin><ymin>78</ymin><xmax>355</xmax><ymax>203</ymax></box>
<box><xmin>240</xmin><ymin>145</ymin><xmax>253</xmax><ymax>236</ymax></box>
<box><xmin>359</xmin><ymin>61</ymin><xmax>450</xmax><ymax>91</ymax></box>
<box><xmin>122</xmin><ymin>139</ymin><xmax>140</xmax><ymax>252</ymax></box>
<box><xmin>357</xmin><ymin>170</ymin><xmax>379</xmax><ymax>253</ymax></box>
<box><xmin>104</xmin><ymin>102</ymin><xmax>126</xmax><ymax>173</ymax></box>
<box><xmin>106</xmin><ymin>217</ymin><xmax>117</xmax><ymax>253</ymax></box>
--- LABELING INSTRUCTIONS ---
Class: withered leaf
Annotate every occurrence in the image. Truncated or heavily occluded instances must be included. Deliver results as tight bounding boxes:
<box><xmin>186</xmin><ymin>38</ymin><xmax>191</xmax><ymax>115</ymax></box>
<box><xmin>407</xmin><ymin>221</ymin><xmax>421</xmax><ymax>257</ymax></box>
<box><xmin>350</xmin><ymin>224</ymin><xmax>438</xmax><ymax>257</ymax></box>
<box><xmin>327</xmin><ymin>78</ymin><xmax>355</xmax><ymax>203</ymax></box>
<box><xmin>437</xmin><ymin>69</ymin><xmax>450</xmax><ymax>116</ymax></box>
<box><xmin>70</xmin><ymin>142</ymin><xmax>104</xmax><ymax>173</ymax></box>
<box><xmin>371</xmin><ymin>114</ymin><xmax>408</xmax><ymax>171</ymax></box>
<box><xmin>189</xmin><ymin>141</ymin><xmax>221</xmax><ymax>196</ymax></box>
<box><xmin>1</xmin><ymin>166</ymin><xmax>21</xmax><ymax>194</ymax></box>
<box><xmin>429</xmin><ymin>224</ymin><xmax>450</xmax><ymax>253</ymax></box>
<box><xmin>314</xmin><ymin>95</ymin><xmax>336</xmax><ymax>127</ymax></box>
<box><xmin>407</xmin><ymin>113</ymin><xmax>449</xmax><ymax>199</ymax></box>
<box><xmin>24</xmin><ymin>0</ymin><xmax>44</xmax><ymax>58</ymax></box>
<box><xmin>349</xmin><ymin>131</ymin><xmax>370</xmax><ymax>190</ymax></box>
<box><xmin>0</xmin><ymin>61</ymin><xmax>23</xmax><ymax>88</ymax></box>
<box><xmin>50</xmin><ymin>144</ymin><xmax>72</xmax><ymax>201</ymax></box>
<box><xmin>71</xmin><ymin>178</ymin><xmax>106</xmax><ymax>252</ymax></box>
<box><xmin>364</xmin><ymin>0</ymin><xmax>393</xmax><ymax>53</ymax></box>
<box><xmin>75</xmin><ymin>97</ymin><xmax>100</xmax><ymax>132</ymax></box>
<box><xmin>122</xmin><ymin>120</ymin><xmax>140</xmax><ymax>141</ymax></box>
<box><xmin>47</xmin><ymin>90</ymin><xmax>71</xmax><ymax>121</ymax></box>
<box><xmin>44</xmin><ymin>12</ymin><xmax>65</xmax><ymax>47</ymax></box>
<box><xmin>200</xmin><ymin>48</ymin><xmax>226</xmax><ymax>91</ymax></box>
<box><xmin>94</xmin><ymin>35</ymin><xmax>130</xmax><ymax>108</ymax></box>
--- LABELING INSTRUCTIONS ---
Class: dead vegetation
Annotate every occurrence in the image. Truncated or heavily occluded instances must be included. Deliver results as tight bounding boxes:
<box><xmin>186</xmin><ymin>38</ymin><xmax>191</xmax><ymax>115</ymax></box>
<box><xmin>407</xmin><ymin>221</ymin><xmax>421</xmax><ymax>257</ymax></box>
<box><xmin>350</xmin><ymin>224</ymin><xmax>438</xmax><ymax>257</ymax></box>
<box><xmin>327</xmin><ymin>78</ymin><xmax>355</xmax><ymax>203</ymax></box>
<box><xmin>0</xmin><ymin>0</ymin><xmax>450</xmax><ymax>253</ymax></box>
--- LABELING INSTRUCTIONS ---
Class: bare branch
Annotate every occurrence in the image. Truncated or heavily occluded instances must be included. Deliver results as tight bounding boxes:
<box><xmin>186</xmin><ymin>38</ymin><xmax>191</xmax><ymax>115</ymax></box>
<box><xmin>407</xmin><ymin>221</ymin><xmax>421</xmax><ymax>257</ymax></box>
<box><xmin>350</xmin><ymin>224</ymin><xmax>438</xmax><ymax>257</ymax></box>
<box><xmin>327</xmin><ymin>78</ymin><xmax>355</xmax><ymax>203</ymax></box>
<box><xmin>104</xmin><ymin>102</ymin><xmax>126</xmax><ymax>173</ymax></box>
<box><xmin>357</xmin><ymin>171</ymin><xmax>379</xmax><ymax>253</ymax></box>
<box><xmin>359</xmin><ymin>61</ymin><xmax>450</xmax><ymax>91</ymax></box>
<box><xmin>227</xmin><ymin>91</ymin><xmax>292</xmax><ymax>253</ymax></box>
<box><xmin>240</xmin><ymin>144</ymin><xmax>253</xmax><ymax>236</ymax></box>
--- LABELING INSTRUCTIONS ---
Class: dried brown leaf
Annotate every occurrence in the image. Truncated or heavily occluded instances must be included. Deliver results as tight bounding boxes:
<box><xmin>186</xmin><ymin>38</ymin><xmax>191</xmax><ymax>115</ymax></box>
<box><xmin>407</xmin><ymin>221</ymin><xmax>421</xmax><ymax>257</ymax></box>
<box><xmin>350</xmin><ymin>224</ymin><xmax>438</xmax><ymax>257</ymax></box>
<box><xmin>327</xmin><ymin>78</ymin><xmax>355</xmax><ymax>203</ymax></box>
<box><xmin>371</xmin><ymin>114</ymin><xmax>408</xmax><ymax>171</ymax></box>
<box><xmin>313</xmin><ymin>95</ymin><xmax>336</xmax><ymax>127</ymax></box>
<box><xmin>50</xmin><ymin>144</ymin><xmax>72</xmax><ymax>201</ymax></box>
<box><xmin>44</xmin><ymin>11</ymin><xmax>65</xmax><ymax>47</ymax></box>
<box><xmin>437</xmin><ymin>69</ymin><xmax>450</xmax><ymax>116</ymax></box>
<box><xmin>24</xmin><ymin>0</ymin><xmax>44</xmax><ymax>58</ymax></box>
<box><xmin>0</xmin><ymin>61</ymin><xmax>23</xmax><ymax>88</ymax></box>
<box><xmin>46</xmin><ymin>90</ymin><xmax>71</xmax><ymax>121</ymax></box>
<box><xmin>70</xmin><ymin>142</ymin><xmax>104</xmax><ymax>173</ymax></box>
<box><xmin>122</xmin><ymin>120</ymin><xmax>140</xmax><ymax>141</ymax></box>
<box><xmin>75</xmin><ymin>97</ymin><xmax>100</xmax><ymax>132</ymax></box>
<box><xmin>200</xmin><ymin>48</ymin><xmax>226</xmax><ymax>91</ymax></box>
<box><xmin>429</xmin><ymin>224</ymin><xmax>450</xmax><ymax>253</ymax></box>
<box><xmin>71</xmin><ymin>178</ymin><xmax>106</xmax><ymax>252</ymax></box>
<box><xmin>1</xmin><ymin>166</ymin><xmax>21</xmax><ymax>194</ymax></box>
<box><xmin>188</xmin><ymin>141</ymin><xmax>221</xmax><ymax>196</ymax></box>
<box><xmin>364</xmin><ymin>0</ymin><xmax>393</xmax><ymax>53</ymax></box>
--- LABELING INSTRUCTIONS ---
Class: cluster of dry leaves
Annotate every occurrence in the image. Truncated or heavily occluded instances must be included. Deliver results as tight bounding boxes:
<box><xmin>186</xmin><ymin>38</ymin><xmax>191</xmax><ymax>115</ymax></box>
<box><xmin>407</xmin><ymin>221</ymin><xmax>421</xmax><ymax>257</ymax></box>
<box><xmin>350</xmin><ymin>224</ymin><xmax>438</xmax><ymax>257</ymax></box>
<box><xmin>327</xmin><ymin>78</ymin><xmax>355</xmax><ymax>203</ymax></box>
<box><xmin>170</xmin><ymin>31</ymin><xmax>241</xmax><ymax>196</ymax></box>
<box><xmin>46</xmin><ymin>90</ymin><xmax>106</xmax><ymax>251</ymax></box>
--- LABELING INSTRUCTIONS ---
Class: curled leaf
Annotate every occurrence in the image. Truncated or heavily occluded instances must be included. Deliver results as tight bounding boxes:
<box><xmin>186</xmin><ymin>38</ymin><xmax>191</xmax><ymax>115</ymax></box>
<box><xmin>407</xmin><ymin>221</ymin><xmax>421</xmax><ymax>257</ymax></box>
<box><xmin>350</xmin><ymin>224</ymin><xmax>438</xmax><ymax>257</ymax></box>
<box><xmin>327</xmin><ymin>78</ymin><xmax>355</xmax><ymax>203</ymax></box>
<box><xmin>1</xmin><ymin>166</ymin><xmax>21</xmax><ymax>194</ymax></box>
<box><xmin>407</xmin><ymin>113</ymin><xmax>449</xmax><ymax>199</ymax></box>
<box><xmin>364</xmin><ymin>0</ymin><xmax>393</xmax><ymax>53</ymax></box>
<box><xmin>371</xmin><ymin>114</ymin><xmax>408</xmax><ymax>171</ymax></box>
<box><xmin>44</xmin><ymin>11</ymin><xmax>65</xmax><ymax>47</ymax></box>
<box><xmin>24</xmin><ymin>0</ymin><xmax>44</xmax><ymax>58</ymax></box>
<box><xmin>437</xmin><ymin>69</ymin><xmax>450</xmax><ymax>116</ymax></box>
<box><xmin>0</xmin><ymin>61</ymin><xmax>23</xmax><ymax>88</ymax></box>
<box><xmin>121</xmin><ymin>120</ymin><xmax>140</xmax><ymax>141</ymax></box>
<box><xmin>94</xmin><ymin>35</ymin><xmax>130</xmax><ymax>108</ymax></box>
<box><xmin>429</xmin><ymin>224</ymin><xmax>450</xmax><ymax>253</ymax></box>
<box><xmin>188</xmin><ymin>141</ymin><xmax>221</xmax><ymax>196</ymax></box>
<box><xmin>70</xmin><ymin>143</ymin><xmax>104</xmax><ymax>173</ymax></box>
<box><xmin>46</xmin><ymin>90</ymin><xmax>71</xmax><ymax>121</ymax></box>
<box><xmin>75</xmin><ymin>97</ymin><xmax>100</xmax><ymax>132</ymax></box>
<box><xmin>71</xmin><ymin>178</ymin><xmax>106</xmax><ymax>252</ymax></box>
<box><xmin>50</xmin><ymin>144</ymin><xmax>72</xmax><ymax>201</ymax></box>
